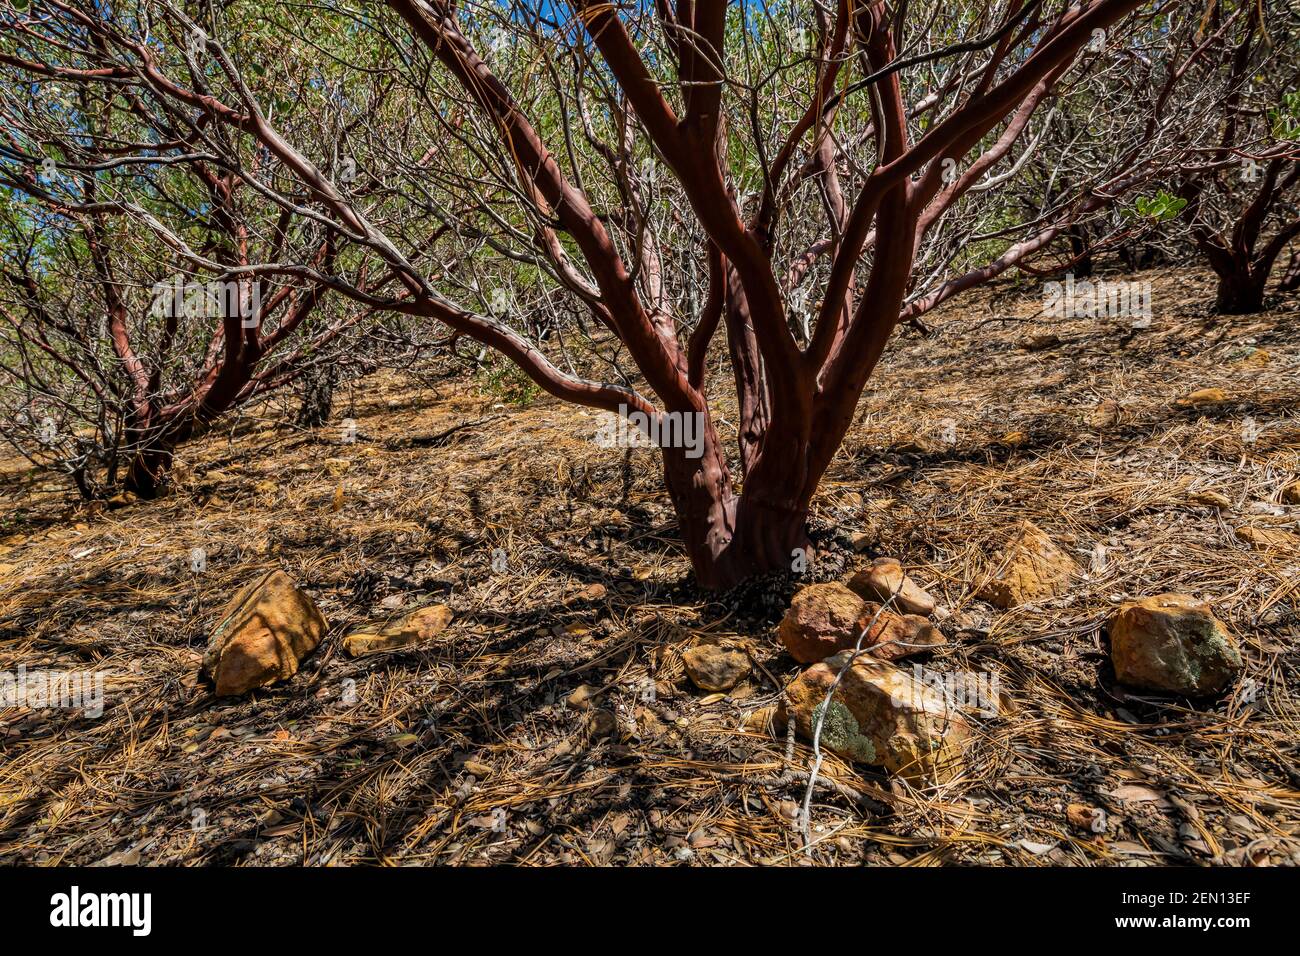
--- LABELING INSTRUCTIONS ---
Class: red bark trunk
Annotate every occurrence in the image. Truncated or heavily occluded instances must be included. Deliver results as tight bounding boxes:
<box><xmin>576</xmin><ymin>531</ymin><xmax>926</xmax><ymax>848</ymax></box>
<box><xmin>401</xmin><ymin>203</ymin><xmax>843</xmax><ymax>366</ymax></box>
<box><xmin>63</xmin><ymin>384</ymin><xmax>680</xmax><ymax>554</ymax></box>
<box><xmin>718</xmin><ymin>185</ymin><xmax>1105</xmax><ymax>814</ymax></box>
<box><xmin>124</xmin><ymin>443</ymin><xmax>175</xmax><ymax>499</ymax></box>
<box><xmin>1212</xmin><ymin>266</ymin><xmax>1268</xmax><ymax>314</ymax></box>
<box><xmin>660</xmin><ymin>418</ymin><xmax>813</xmax><ymax>590</ymax></box>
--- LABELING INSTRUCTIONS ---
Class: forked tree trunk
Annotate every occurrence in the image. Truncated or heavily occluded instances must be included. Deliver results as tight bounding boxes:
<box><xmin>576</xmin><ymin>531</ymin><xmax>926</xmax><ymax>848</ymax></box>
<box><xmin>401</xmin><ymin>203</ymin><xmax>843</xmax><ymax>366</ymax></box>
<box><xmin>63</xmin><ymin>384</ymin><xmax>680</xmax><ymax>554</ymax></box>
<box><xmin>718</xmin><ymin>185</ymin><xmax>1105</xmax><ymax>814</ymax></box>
<box><xmin>124</xmin><ymin>435</ymin><xmax>175</xmax><ymax>499</ymax></box>
<box><xmin>660</xmin><ymin>415</ymin><xmax>814</xmax><ymax>589</ymax></box>
<box><xmin>123</xmin><ymin>406</ymin><xmax>189</xmax><ymax>499</ymax></box>
<box><xmin>120</xmin><ymin>330</ymin><xmax>266</xmax><ymax>497</ymax></box>
<box><xmin>122</xmin><ymin>387</ymin><xmax>236</xmax><ymax>498</ymax></box>
<box><xmin>1202</xmin><ymin>237</ymin><xmax>1276</xmax><ymax>314</ymax></box>
<box><xmin>376</xmin><ymin>0</ymin><xmax>1146</xmax><ymax>591</ymax></box>
<box><xmin>1187</xmin><ymin>156</ymin><xmax>1300</xmax><ymax>316</ymax></box>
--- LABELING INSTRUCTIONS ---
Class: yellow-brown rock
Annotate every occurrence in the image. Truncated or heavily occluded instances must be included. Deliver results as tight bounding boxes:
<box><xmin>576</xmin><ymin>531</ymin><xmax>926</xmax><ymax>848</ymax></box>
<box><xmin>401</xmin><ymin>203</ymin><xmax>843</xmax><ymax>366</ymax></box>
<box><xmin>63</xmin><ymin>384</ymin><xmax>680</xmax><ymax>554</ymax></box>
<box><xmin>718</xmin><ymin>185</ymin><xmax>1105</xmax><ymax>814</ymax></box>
<box><xmin>681</xmin><ymin>643</ymin><xmax>750</xmax><ymax>692</ymax></box>
<box><xmin>847</xmin><ymin>557</ymin><xmax>937</xmax><ymax>616</ymax></box>
<box><xmin>1088</xmin><ymin>400</ymin><xmax>1122</xmax><ymax>429</ymax></box>
<box><xmin>1235</xmin><ymin>526</ymin><xmax>1299</xmax><ymax>550</ymax></box>
<box><xmin>202</xmin><ymin>570</ymin><xmax>327</xmax><ymax>696</ymax></box>
<box><xmin>1178</xmin><ymin>387</ymin><xmax>1228</xmax><ymax>407</ymax></box>
<box><xmin>1108</xmin><ymin>593</ymin><xmax>1242</xmax><ymax>696</ymax></box>
<box><xmin>342</xmin><ymin>604</ymin><xmax>453</xmax><ymax>657</ymax></box>
<box><xmin>780</xmin><ymin>652</ymin><xmax>970</xmax><ymax>784</ymax></box>
<box><xmin>976</xmin><ymin>520</ymin><xmax>1077</xmax><ymax>608</ymax></box>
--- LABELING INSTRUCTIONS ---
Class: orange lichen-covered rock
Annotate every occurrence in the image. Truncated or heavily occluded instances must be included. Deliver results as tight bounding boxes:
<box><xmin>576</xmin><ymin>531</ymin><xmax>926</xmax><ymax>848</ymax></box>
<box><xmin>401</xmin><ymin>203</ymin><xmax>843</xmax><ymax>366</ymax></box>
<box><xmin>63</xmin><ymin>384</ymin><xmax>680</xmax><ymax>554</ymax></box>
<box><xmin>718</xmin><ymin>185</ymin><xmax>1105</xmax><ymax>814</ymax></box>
<box><xmin>1108</xmin><ymin>594</ymin><xmax>1242</xmax><ymax>696</ymax></box>
<box><xmin>780</xmin><ymin>653</ymin><xmax>970</xmax><ymax>784</ymax></box>
<box><xmin>201</xmin><ymin>569</ymin><xmax>327</xmax><ymax>696</ymax></box>
<box><xmin>977</xmin><ymin>520</ymin><xmax>1077</xmax><ymax>609</ymax></box>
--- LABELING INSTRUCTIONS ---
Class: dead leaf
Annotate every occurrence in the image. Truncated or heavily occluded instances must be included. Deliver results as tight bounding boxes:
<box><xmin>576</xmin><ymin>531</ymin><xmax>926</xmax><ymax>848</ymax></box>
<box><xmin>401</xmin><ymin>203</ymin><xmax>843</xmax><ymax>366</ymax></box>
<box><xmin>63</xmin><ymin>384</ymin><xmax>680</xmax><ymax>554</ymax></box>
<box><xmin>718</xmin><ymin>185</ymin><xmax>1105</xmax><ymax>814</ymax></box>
<box><xmin>1110</xmin><ymin>783</ymin><xmax>1172</xmax><ymax>808</ymax></box>
<box><xmin>1017</xmin><ymin>839</ymin><xmax>1057</xmax><ymax>855</ymax></box>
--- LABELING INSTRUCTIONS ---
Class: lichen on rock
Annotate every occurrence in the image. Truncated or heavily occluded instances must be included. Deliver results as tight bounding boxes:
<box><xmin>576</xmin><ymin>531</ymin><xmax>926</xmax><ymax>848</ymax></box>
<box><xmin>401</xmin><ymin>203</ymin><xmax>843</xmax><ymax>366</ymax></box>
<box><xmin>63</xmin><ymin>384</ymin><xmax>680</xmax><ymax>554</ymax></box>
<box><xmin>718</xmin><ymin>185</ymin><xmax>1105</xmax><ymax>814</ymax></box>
<box><xmin>812</xmin><ymin>699</ymin><xmax>877</xmax><ymax>763</ymax></box>
<box><xmin>1108</xmin><ymin>593</ymin><xmax>1243</xmax><ymax>695</ymax></box>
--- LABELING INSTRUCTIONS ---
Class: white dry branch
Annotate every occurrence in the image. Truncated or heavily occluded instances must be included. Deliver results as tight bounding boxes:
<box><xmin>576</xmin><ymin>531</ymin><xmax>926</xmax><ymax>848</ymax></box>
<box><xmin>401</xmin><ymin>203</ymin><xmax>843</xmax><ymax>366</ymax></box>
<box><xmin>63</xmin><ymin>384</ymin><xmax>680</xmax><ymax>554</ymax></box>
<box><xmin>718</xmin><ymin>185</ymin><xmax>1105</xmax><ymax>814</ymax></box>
<box><xmin>797</xmin><ymin>579</ymin><xmax>905</xmax><ymax>853</ymax></box>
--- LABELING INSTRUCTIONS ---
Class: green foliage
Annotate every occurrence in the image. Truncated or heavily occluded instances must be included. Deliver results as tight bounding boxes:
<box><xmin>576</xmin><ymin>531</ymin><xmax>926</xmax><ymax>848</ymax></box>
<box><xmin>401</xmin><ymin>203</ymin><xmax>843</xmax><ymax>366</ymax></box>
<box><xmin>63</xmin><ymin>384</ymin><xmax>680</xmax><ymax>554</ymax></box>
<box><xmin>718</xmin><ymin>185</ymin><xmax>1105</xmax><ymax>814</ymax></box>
<box><xmin>1269</xmin><ymin>91</ymin><xmax>1300</xmax><ymax>142</ymax></box>
<box><xmin>475</xmin><ymin>354</ymin><xmax>540</xmax><ymax>407</ymax></box>
<box><xmin>1134</xmin><ymin>191</ymin><xmax>1188</xmax><ymax>222</ymax></box>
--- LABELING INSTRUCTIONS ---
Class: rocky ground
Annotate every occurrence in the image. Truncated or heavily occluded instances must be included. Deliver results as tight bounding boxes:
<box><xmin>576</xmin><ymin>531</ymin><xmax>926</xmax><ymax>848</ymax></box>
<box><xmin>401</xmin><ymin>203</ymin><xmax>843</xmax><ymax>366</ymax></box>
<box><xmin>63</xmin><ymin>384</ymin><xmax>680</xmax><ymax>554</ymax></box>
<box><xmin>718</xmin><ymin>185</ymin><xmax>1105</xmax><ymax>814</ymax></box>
<box><xmin>0</xmin><ymin>263</ymin><xmax>1297</xmax><ymax>866</ymax></box>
